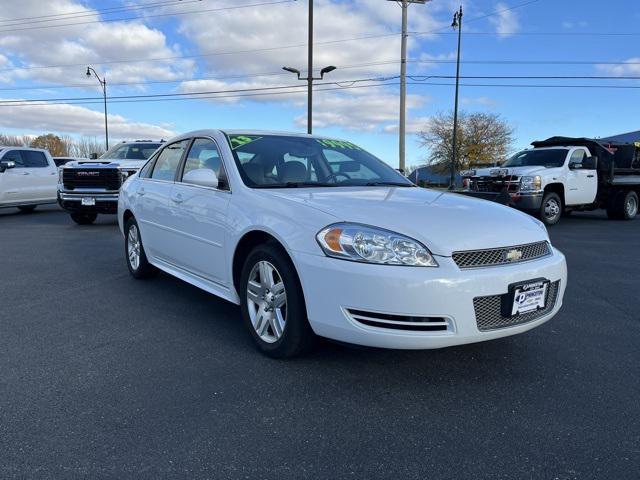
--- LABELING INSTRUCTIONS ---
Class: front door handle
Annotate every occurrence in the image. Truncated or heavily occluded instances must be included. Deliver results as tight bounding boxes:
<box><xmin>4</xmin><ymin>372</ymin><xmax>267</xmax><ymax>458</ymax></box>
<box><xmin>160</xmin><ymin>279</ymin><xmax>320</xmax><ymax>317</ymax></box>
<box><xmin>587</xmin><ymin>174</ymin><xmax>595</xmax><ymax>178</ymax></box>
<box><xmin>136</xmin><ymin>188</ymin><xmax>145</xmax><ymax>196</ymax></box>
<box><xmin>171</xmin><ymin>193</ymin><xmax>184</xmax><ymax>203</ymax></box>
<box><xmin>22</xmin><ymin>172</ymin><xmax>30</xmax><ymax>175</ymax></box>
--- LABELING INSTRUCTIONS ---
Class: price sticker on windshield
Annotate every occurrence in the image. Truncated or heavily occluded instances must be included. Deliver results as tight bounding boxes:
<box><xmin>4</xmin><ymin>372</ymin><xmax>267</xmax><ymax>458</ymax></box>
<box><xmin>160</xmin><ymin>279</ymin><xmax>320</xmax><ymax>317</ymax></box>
<box><xmin>315</xmin><ymin>139</ymin><xmax>363</xmax><ymax>151</ymax></box>
<box><xmin>228</xmin><ymin>135</ymin><xmax>262</xmax><ymax>150</ymax></box>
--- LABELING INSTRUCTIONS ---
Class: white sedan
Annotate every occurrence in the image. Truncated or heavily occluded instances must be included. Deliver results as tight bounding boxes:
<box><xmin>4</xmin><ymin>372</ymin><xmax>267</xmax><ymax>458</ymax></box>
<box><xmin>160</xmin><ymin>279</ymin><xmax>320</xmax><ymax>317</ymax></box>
<box><xmin>118</xmin><ymin>130</ymin><xmax>567</xmax><ymax>358</ymax></box>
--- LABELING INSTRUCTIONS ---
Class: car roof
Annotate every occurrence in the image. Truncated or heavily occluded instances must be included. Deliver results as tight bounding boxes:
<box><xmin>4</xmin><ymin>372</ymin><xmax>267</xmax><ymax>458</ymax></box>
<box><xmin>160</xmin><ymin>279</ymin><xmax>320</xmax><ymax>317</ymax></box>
<box><xmin>167</xmin><ymin>129</ymin><xmax>350</xmax><ymax>143</ymax></box>
<box><xmin>0</xmin><ymin>146</ymin><xmax>48</xmax><ymax>152</ymax></box>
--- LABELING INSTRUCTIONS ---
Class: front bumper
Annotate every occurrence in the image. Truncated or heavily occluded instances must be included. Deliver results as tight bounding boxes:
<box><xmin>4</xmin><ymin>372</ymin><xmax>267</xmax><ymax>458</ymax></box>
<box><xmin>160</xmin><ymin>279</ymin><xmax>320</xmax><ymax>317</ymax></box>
<box><xmin>57</xmin><ymin>191</ymin><xmax>119</xmax><ymax>214</ymax></box>
<box><xmin>459</xmin><ymin>191</ymin><xmax>544</xmax><ymax>210</ymax></box>
<box><xmin>292</xmin><ymin>248</ymin><xmax>566</xmax><ymax>349</ymax></box>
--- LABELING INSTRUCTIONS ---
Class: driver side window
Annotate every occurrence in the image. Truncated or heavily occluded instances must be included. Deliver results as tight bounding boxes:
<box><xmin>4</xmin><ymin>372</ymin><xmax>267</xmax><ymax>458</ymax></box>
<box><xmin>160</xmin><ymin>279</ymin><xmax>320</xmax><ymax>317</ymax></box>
<box><xmin>569</xmin><ymin>149</ymin><xmax>586</xmax><ymax>167</ymax></box>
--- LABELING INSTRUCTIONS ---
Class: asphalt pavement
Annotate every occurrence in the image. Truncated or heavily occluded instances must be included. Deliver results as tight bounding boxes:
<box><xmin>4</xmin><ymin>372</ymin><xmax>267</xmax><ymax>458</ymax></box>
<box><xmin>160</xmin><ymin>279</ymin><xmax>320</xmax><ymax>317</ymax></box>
<box><xmin>1</xmin><ymin>205</ymin><xmax>639</xmax><ymax>479</ymax></box>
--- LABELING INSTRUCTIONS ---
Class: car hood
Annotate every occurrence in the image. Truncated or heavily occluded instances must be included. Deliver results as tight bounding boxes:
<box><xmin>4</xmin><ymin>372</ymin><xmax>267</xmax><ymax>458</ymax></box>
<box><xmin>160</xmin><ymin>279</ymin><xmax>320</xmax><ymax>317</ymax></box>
<box><xmin>65</xmin><ymin>159</ymin><xmax>147</xmax><ymax>169</ymax></box>
<box><xmin>473</xmin><ymin>166</ymin><xmax>547</xmax><ymax>177</ymax></box>
<box><xmin>264</xmin><ymin>187</ymin><xmax>548</xmax><ymax>256</ymax></box>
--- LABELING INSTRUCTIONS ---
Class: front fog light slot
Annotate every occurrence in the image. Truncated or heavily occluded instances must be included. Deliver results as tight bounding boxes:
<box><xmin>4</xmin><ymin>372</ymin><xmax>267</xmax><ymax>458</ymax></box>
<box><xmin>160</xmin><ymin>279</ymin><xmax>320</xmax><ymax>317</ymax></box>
<box><xmin>347</xmin><ymin>309</ymin><xmax>453</xmax><ymax>332</ymax></box>
<box><xmin>316</xmin><ymin>223</ymin><xmax>438</xmax><ymax>267</ymax></box>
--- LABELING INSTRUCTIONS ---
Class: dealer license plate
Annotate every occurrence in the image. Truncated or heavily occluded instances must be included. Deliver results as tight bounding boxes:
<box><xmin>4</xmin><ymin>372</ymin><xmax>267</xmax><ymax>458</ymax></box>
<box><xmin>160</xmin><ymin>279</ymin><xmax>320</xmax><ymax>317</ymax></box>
<box><xmin>511</xmin><ymin>280</ymin><xmax>548</xmax><ymax>316</ymax></box>
<box><xmin>81</xmin><ymin>197</ymin><xmax>96</xmax><ymax>206</ymax></box>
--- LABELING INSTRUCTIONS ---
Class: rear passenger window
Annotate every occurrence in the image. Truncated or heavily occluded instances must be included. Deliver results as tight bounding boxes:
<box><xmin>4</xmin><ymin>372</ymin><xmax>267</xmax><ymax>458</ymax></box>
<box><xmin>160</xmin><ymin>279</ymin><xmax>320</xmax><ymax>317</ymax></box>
<box><xmin>23</xmin><ymin>151</ymin><xmax>49</xmax><ymax>168</ymax></box>
<box><xmin>181</xmin><ymin>138</ymin><xmax>229</xmax><ymax>190</ymax></box>
<box><xmin>151</xmin><ymin>140</ymin><xmax>189</xmax><ymax>181</ymax></box>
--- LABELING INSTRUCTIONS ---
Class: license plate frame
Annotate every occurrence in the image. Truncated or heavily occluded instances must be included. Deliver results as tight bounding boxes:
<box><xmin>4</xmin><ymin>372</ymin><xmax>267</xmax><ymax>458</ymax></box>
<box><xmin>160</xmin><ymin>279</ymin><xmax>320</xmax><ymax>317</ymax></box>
<box><xmin>502</xmin><ymin>278</ymin><xmax>549</xmax><ymax>317</ymax></box>
<box><xmin>81</xmin><ymin>197</ymin><xmax>96</xmax><ymax>206</ymax></box>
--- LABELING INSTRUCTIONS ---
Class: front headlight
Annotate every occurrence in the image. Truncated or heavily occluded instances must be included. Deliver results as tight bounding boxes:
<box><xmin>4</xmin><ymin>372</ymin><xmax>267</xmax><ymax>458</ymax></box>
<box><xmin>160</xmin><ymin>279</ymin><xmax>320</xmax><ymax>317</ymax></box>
<box><xmin>520</xmin><ymin>175</ymin><xmax>542</xmax><ymax>192</ymax></box>
<box><xmin>58</xmin><ymin>167</ymin><xmax>64</xmax><ymax>184</ymax></box>
<box><xmin>316</xmin><ymin>223</ymin><xmax>438</xmax><ymax>267</ymax></box>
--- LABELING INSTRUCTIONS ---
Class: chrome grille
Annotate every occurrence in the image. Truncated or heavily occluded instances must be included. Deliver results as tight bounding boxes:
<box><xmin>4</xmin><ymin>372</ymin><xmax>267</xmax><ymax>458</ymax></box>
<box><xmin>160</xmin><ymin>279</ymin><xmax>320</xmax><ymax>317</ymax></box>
<box><xmin>473</xmin><ymin>281</ymin><xmax>560</xmax><ymax>331</ymax></box>
<box><xmin>346</xmin><ymin>309</ymin><xmax>453</xmax><ymax>332</ymax></box>
<box><xmin>453</xmin><ymin>241</ymin><xmax>551</xmax><ymax>269</ymax></box>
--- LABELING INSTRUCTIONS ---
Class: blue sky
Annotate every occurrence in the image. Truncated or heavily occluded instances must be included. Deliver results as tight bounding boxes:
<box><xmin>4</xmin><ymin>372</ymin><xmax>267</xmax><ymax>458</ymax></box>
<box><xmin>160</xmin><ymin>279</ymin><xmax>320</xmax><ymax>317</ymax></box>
<box><xmin>0</xmin><ymin>0</ymin><xmax>638</xmax><ymax>166</ymax></box>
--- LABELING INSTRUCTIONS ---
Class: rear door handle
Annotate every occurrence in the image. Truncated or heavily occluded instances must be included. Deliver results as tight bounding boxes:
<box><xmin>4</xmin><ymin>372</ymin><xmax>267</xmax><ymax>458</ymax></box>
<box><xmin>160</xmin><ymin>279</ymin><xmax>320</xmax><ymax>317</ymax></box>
<box><xmin>171</xmin><ymin>193</ymin><xmax>184</xmax><ymax>203</ymax></box>
<box><xmin>587</xmin><ymin>174</ymin><xmax>595</xmax><ymax>178</ymax></box>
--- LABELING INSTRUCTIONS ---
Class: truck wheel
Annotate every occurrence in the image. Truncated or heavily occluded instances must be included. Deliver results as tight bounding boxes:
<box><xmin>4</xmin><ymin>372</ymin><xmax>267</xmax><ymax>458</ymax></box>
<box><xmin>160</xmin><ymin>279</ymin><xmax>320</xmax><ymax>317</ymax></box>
<box><xmin>18</xmin><ymin>205</ymin><xmax>37</xmax><ymax>213</ymax></box>
<box><xmin>608</xmin><ymin>190</ymin><xmax>638</xmax><ymax>220</ymax></box>
<box><xmin>70</xmin><ymin>213</ymin><xmax>97</xmax><ymax>225</ymax></box>
<box><xmin>539</xmin><ymin>192</ymin><xmax>562</xmax><ymax>226</ymax></box>
<box><xmin>125</xmin><ymin>217</ymin><xmax>156</xmax><ymax>279</ymax></box>
<box><xmin>239</xmin><ymin>243</ymin><xmax>315</xmax><ymax>358</ymax></box>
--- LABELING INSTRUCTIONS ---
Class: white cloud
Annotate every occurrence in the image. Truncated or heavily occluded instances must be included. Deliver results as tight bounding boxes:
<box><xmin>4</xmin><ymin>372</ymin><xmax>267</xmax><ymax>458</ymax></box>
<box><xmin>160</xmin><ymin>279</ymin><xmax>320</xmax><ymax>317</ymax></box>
<box><xmin>175</xmin><ymin>0</ymin><xmax>441</xmax><ymax>131</ymax></box>
<box><xmin>596</xmin><ymin>58</ymin><xmax>640</xmax><ymax>76</ymax></box>
<box><xmin>0</xmin><ymin>0</ymin><xmax>195</xmax><ymax>87</ymax></box>
<box><xmin>0</xmin><ymin>100</ymin><xmax>174</xmax><ymax>139</ymax></box>
<box><xmin>461</xmin><ymin>96</ymin><xmax>497</xmax><ymax>107</ymax></box>
<box><xmin>488</xmin><ymin>3</ymin><xmax>520</xmax><ymax>37</ymax></box>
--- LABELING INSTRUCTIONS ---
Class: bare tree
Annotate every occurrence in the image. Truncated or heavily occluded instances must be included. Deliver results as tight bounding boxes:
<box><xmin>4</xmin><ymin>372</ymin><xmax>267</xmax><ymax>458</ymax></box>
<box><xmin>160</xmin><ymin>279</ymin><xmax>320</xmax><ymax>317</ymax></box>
<box><xmin>0</xmin><ymin>133</ymin><xmax>31</xmax><ymax>147</ymax></box>
<box><xmin>69</xmin><ymin>136</ymin><xmax>106</xmax><ymax>158</ymax></box>
<box><xmin>418</xmin><ymin>111</ymin><xmax>514</xmax><ymax>173</ymax></box>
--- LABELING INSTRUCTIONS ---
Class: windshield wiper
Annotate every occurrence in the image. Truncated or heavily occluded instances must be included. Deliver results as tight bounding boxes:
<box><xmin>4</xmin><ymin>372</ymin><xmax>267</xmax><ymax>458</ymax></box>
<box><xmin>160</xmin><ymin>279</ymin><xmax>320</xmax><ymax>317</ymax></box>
<box><xmin>363</xmin><ymin>181</ymin><xmax>414</xmax><ymax>187</ymax></box>
<box><xmin>255</xmin><ymin>182</ymin><xmax>337</xmax><ymax>188</ymax></box>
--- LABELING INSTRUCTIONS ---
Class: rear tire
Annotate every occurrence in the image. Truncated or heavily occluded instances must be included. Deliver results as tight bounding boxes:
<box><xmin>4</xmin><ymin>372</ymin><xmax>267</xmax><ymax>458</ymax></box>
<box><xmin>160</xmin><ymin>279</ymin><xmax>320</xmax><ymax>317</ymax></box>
<box><xmin>239</xmin><ymin>243</ymin><xmax>315</xmax><ymax>358</ymax></box>
<box><xmin>18</xmin><ymin>205</ymin><xmax>37</xmax><ymax>213</ymax></box>
<box><xmin>607</xmin><ymin>190</ymin><xmax>638</xmax><ymax>220</ymax></box>
<box><xmin>539</xmin><ymin>192</ymin><xmax>562</xmax><ymax>226</ymax></box>
<box><xmin>70</xmin><ymin>212</ymin><xmax>97</xmax><ymax>225</ymax></box>
<box><xmin>124</xmin><ymin>217</ymin><xmax>156</xmax><ymax>279</ymax></box>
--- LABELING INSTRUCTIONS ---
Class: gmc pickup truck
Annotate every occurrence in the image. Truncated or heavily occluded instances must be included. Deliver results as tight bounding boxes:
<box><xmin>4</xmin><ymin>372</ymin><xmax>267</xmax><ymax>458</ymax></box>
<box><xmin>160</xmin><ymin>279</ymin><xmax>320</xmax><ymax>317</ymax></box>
<box><xmin>460</xmin><ymin>137</ymin><xmax>640</xmax><ymax>225</ymax></box>
<box><xmin>58</xmin><ymin>140</ymin><xmax>163</xmax><ymax>224</ymax></box>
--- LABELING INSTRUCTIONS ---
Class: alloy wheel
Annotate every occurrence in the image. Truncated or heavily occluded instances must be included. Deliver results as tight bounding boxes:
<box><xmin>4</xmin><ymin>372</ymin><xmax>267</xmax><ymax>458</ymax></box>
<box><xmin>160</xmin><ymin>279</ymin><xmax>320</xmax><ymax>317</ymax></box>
<box><xmin>246</xmin><ymin>260</ymin><xmax>287</xmax><ymax>343</ymax></box>
<box><xmin>544</xmin><ymin>198</ymin><xmax>560</xmax><ymax>221</ymax></box>
<box><xmin>127</xmin><ymin>225</ymin><xmax>141</xmax><ymax>271</ymax></box>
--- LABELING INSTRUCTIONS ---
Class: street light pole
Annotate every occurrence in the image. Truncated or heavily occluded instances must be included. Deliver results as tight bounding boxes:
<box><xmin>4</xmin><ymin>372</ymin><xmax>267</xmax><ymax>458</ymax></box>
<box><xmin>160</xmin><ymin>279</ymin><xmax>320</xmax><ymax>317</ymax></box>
<box><xmin>283</xmin><ymin>62</ymin><xmax>336</xmax><ymax>134</ymax></box>
<box><xmin>86</xmin><ymin>66</ymin><xmax>109</xmax><ymax>150</ymax></box>
<box><xmin>450</xmin><ymin>5</ymin><xmax>463</xmax><ymax>189</ymax></box>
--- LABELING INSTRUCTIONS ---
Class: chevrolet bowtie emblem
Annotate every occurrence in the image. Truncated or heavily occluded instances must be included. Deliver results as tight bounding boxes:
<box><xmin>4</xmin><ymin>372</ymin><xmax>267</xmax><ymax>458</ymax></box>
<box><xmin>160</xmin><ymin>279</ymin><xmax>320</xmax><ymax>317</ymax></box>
<box><xmin>505</xmin><ymin>249</ymin><xmax>523</xmax><ymax>262</ymax></box>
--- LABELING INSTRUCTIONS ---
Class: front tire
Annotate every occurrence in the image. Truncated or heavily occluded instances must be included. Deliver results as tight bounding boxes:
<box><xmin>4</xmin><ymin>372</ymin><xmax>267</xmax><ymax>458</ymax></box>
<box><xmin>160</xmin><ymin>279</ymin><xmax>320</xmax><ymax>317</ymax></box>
<box><xmin>539</xmin><ymin>192</ymin><xmax>562</xmax><ymax>226</ymax></box>
<box><xmin>125</xmin><ymin>217</ymin><xmax>156</xmax><ymax>279</ymax></box>
<box><xmin>70</xmin><ymin>212</ymin><xmax>97</xmax><ymax>225</ymax></box>
<box><xmin>239</xmin><ymin>243</ymin><xmax>315</xmax><ymax>358</ymax></box>
<box><xmin>18</xmin><ymin>205</ymin><xmax>37</xmax><ymax>213</ymax></box>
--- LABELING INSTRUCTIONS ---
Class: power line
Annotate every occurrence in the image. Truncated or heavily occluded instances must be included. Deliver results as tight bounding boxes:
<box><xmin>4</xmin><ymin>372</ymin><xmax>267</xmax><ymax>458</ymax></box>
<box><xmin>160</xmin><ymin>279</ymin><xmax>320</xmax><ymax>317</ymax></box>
<box><xmin>0</xmin><ymin>0</ymin><xmax>203</xmax><ymax>27</ymax></box>
<box><xmin>0</xmin><ymin>0</ymin><xmax>295</xmax><ymax>34</ymax></box>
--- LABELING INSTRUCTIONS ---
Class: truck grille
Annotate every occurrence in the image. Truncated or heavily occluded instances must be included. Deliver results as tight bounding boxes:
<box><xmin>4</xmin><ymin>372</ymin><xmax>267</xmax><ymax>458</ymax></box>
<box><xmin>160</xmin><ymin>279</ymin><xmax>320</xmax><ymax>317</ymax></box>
<box><xmin>452</xmin><ymin>241</ymin><xmax>551</xmax><ymax>269</ymax></box>
<box><xmin>63</xmin><ymin>168</ymin><xmax>121</xmax><ymax>190</ymax></box>
<box><xmin>473</xmin><ymin>281</ymin><xmax>560</xmax><ymax>331</ymax></box>
<box><xmin>470</xmin><ymin>176</ymin><xmax>520</xmax><ymax>193</ymax></box>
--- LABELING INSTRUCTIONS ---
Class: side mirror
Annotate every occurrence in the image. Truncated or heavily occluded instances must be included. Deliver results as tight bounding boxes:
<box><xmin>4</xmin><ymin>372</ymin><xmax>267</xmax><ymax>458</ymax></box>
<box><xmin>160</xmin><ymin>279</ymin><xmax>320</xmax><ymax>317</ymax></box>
<box><xmin>0</xmin><ymin>160</ymin><xmax>16</xmax><ymax>172</ymax></box>
<box><xmin>582</xmin><ymin>156</ymin><xmax>598</xmax><ymax>170</ymax></box>
<box><xmin>89</xmin><ymin>153</ymin><xmax>99</xmax><ymax>160</ymax></box>
<box><xmin>569</xmin><ymin>161</ymin><xmax>582</xmax><ymax>170</ymax></box>
<box><xmin>182</xmin><ymin>168</ymin><xmax>218</xmax><ymax>189</ymax></box>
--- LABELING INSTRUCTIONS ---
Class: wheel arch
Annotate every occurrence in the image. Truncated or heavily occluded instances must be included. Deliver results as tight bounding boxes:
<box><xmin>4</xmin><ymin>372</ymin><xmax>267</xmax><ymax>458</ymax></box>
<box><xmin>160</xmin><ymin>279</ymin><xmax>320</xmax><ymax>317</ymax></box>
<box><xmin>544</xmin><ymin>183</ymin><xmax>565</xmax><ymax>205</ymax></box>
<box><xmin>232</xmin><ymin>229</ymin><xmax>298</xmax><ymax>297</ymax></box>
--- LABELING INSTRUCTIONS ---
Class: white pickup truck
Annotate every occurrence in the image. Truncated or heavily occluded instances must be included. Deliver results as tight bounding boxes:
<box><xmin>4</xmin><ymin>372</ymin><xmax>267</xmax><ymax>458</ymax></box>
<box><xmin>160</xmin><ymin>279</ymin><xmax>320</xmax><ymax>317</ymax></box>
<box><xmin>0</xmin><ymin>146</ymin><xmax>58</xmax><ymax>211</ymax></box>
<box><xmin>461</xmin><ymin>137</ymin><xmax>640</xmax><ymax>225</ymax></box>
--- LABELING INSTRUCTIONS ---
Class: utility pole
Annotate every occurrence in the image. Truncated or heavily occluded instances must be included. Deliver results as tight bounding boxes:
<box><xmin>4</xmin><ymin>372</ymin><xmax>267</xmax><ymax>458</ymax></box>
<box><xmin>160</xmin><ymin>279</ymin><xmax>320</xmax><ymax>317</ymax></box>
<box><xmin>86</xmin><ymin>66</ymin><xmax>109</xmax><ymax>150</ymax></box>
<box><xmin>307</xmin><ymin>0</ymin><xmax>313</xmax><ymax>135</ymax></box>
<box><xmin>389</xmin><ymin>0</ymin><xmax>429</xmax><ymax>173</ymax></box>
<box><xmin>283</xmin><ymin>1</ymin><xmax>336</xmax><ymax>135</ymax></box>
<box><xmin>450</xmin><ymin>5</ymin><xmax>463</xmax><ymax>189</ymax></box>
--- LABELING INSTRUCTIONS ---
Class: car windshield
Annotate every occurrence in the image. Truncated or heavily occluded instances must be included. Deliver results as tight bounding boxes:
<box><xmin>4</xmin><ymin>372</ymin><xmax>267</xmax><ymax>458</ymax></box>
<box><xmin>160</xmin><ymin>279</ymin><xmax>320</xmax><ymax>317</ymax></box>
<box><xmin>100</xmin><ymin>143</ymin><xmax>162</xmax><ymax>160</ymax></box>
<box><xmin>226</xmin><ymin>134</ymin><xmax>413</xmax><ymax>188</ymax></box>
<box><xmin>502</xmin><ymin>149</ymin><xmax>568</xmax><ymax>168</ymax></box>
